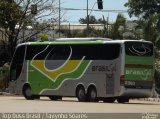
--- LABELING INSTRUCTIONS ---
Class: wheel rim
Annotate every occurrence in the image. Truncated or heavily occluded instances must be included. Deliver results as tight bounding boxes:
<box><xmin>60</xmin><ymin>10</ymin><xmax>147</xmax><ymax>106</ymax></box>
<box><xmin>25</xmin><ymin>87</ymin><xmax>32</xmax><ymax>97</ymax></box>
<box><xmin>77</xmin><ymin>87</ymin><xmax>86</xmax><ymax>102</ymax></box>
<box><xmin>79</xmin><ymin>89</ymin><xmax>85</xmax><ymax>98</ymax></box>
<box><xmin>90</xmin><ymin>90</ymin><xmax>96</xmax><ymax>99</ymax></box>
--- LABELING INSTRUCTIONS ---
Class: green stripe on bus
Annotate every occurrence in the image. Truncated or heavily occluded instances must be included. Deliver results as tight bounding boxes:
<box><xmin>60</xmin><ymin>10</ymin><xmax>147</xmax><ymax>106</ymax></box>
<box><xmin>125</xmin><ymin>55</ymin><xmax>154</xmax><ymax>81</ymax></box>
<box><xmin>30</xmin><ymin>41</ymin><xmax>103</xmax><ymax>45</ymax></box>
<box><xmin>28</xmin><ymin>60</ymin><xmax>91</xmax><ymax>94</ymax></box>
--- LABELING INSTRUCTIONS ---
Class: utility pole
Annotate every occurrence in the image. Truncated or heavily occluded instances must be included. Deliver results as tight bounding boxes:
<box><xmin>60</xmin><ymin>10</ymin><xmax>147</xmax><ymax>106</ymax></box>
<box><xmin>59</xmin><ymin>0</ymin><xmax>61</xmax><ymax>38</ymax></box>
<box><xmin>87</xmin><ymin>0</ymin><xmax>89</xmax><ymax>37</ymax></box>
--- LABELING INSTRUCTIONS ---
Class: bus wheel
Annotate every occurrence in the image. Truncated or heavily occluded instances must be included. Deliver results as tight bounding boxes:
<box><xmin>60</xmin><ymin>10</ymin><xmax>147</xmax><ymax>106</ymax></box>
<box><xmin>117</xmin><ymin>98</ymin><xmax>129</xmax><ymax>103</ymax></box>
<box><xmin>49</xmin><ymin>96</ymin><xmax>62</xmax><ymax>101</ymax></box>
<box><xmin>103</xmin><ymin>98</ymin><xmax>115</xmax><ymax>103</ymax></box>
<box><xmin>88</xmin><ymin>88</ymin><xmax>98</xmax><ymax>102</ymax></box>
<box><xmin>23</xmin><ymin>85</ymin><xmax>34</xmax><ymax>100</ymax></box>
<box><xmin>76</xmin><ymin>86</ymin><xmax>87</xmax><ymax>102</ymax></box>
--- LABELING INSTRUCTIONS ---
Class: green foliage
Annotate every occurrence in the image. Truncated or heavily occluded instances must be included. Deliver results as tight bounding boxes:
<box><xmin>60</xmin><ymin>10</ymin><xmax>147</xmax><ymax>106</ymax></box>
<box><xmin>0</xmin><ymin>0</ymin><xmax>23</xmax><ymax>60</ymax></box>
<box><xmin>155</xmin><ymin>67</ymin><xmax>160</xmax><ymax>94</ymax></box>
<box><xmin>63</xmin><ymin>27</ymin><xmax>103</xmax><ymax>38</ymax></box>
<box><xmin>125</xmin><ymin>0</ymin><xmax>160</xmax><ymax>19</ymax></box>
<box><xmin>0</xmin><ymin>44</ymin><xmax>9</xmax><ymax>66</ymax></box>
<box><xmin>0</xmin><ymin>66</ymin><xmax>9</xmax><ymax>89</ymax></box>
<box><xmin>41</xmin><ymin>32</ymin><xmax>48</xmax><ymax>41</ymax></box>
<box><xmin>143</xmin><ymin>16</ymin><xmax>158</xmax><ymax>42</ymax></box>
<box><xmin>76</xmin><ymin>15</ymin><xmax>110</xmax><ymax>37</ymax></box>
<box><xmin>79</xmin><ymin>15</ymin><xmax>107</xmax><ymax>24</ymax></box>
<box><xmin>110</xmin><ymin>14</ymin><xmax>126</xmax><ymax>39</ymax></box>
<box><xmin>0</xmin><ymin>0</ymin><xmax>58</xmax><ymax>60</ymax></box>
<box><xmin>0</xmin><ymin>0</ymin><xmax>22</xmax><ymax>29</ymax></box>
<box><xmin>124</xmin><ymin>0</ymin><xmax>160</xmax><ymax>40</ymax></box>
<box><xmin>0</xmin><ymin>80</ymin><xmax>6</xmax><ymax>90</ymax></box>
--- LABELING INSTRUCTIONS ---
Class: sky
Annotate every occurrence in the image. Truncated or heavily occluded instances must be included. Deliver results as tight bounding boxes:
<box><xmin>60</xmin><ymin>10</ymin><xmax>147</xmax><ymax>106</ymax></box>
<box><xmin>61</xmin><ymin>0</ymin><xmax>135</xmax><ymax>23</ymax></box>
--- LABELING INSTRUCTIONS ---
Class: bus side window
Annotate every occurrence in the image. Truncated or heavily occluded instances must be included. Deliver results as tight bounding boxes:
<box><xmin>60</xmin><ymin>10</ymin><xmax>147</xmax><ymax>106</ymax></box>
<box><xmin>26</xmin><ymin>45</ymin><xmax>48</xmax><ymax>60</ymax></box>
<box><xmin>103</xmin><ymin>44</ymin><xmax>121</xmax><ymax>60</ymax></box>
<box><xmin>70</xmin><ymin>44</ymin><xmax>121</xmax><ymax>60</ymax></box>
<box><xmin>45</xmin><ymin>45</ymin><xmax>71</xmax><ymax>60</ymax></box>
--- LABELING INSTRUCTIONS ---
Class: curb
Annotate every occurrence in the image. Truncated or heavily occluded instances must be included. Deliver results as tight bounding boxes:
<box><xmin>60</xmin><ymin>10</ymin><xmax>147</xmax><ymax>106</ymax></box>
<box><xmin>0</xmin><ymin>92</ymin><xmax>11</xmax><ymax>96</ymax></box>
<box><xmin>138</xmin><ymin>98</ymin><xmax>160</xmax><ymax>102</ymax></box>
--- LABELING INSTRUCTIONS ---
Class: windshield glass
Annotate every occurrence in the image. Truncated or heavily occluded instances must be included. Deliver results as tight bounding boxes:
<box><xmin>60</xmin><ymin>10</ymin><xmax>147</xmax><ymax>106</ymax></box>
<box><xmin>125</xmin><ymin>41</ymin><xmax>153</xmax><ymax>56</ymax></box>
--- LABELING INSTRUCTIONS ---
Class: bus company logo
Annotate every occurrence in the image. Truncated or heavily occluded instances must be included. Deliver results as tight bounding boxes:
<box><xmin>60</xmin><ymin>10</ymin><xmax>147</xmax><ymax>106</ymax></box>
<box><xmin>142</xmin><ymin>113</ymin><xmax>159</xmax><ymax>119</ymax></box>
<box><xmin>128</xmin><ymin>44</ymin><xmax>151</xmax><ymax>56</ymax></box>
<box><xmin>126</xmin><ymin>69</ymin><xmax>152</xmax><ymax>80</ymax></box>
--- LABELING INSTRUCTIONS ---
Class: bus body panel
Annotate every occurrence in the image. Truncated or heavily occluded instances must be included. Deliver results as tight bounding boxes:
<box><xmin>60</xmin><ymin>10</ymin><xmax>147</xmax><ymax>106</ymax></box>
<box><xmin>118</xmin><ymin>41</ymin><xmax>154</xmax><ymax>98</ymax></box>
<box><xmin>9</xmin><ymin>62</ymin><xmax>28</xmax><ymax>94</ymax></box>
<box><xmin>9</xmin><ymin>38</ymin><xmax>154</xmax><ymax>100</ymax></box>
<box><xmin>27</xmin><ymin>59</ymin><xmax>121</xmax><ymax>97</ymax></box>
<box><xmin>119</xmin><ymin>86</ymin><xmax>153</xmax><ymax>98</ymax></box>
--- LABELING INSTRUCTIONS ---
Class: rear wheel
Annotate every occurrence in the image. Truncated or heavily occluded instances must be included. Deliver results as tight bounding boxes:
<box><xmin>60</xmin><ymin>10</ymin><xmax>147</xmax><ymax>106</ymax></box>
<box><xmin>87</xmin><ymin>88</ymin><xmax>98</xmax><ymax>102</ymax></box>
<box><xmin>76</xmin><ymin>86</ymin><xmax>87</xmax><ymax>102</ymax></box>
<box><xmin>23</xmin><ymin>85</ymin><xmax>34</xmax><ymax>100</ymax></box>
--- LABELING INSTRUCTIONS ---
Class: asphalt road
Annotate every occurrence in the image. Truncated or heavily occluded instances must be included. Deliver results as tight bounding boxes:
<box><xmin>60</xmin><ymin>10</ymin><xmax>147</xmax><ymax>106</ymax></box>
<box><xmin>0</xmin><ymin>96</ymin><xmax>159</xmax><ymax>113</ymax></box>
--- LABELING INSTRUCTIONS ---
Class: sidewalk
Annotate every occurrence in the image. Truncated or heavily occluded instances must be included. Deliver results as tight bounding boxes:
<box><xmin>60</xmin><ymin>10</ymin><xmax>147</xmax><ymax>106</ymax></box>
<box><xmin>139</xmin><ymin>98</ymin><xmax>160</xmax><ymax>102</ymax></box>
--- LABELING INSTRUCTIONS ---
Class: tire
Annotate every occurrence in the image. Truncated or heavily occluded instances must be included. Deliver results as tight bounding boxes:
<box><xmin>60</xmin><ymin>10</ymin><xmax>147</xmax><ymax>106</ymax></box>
<box><xmin>117</xmin><ymin>98</ymin><xmax>129</xmax><ymax>103</ymax></box>
<box><xmin>34</xmin><ymin>95</ymin><xmax>40</xmax><ymax>100</ymax></box>
<box><xmin>76</xmin><ymin>86</ymin><xmax>87</xmax><ymax>102</ymax></box>
<box><xmin>103</xmin><ymin>98</ymin><xmax>115</xmax><ymax>103</ymax></box>
<box><xmin>88</xmin><ymin>88</ymin><xmax>98</xmax><ymax>102</ymax></box>
<box><xmin>49</xmin><ymin>96</ymin><xmax>62</xmax><ymax>101</ymax></box>
<box><xmin>23</xmin><ymin>85</ymin><xmax>35</xmax><ymax>100</ymax></box>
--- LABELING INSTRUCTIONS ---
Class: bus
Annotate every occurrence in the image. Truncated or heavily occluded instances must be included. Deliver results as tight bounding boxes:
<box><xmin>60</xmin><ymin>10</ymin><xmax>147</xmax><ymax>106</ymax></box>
<box><xmin>9</xmin><ymin>38</ymin><xmax>154</xmax><ymax>103</ymax></box>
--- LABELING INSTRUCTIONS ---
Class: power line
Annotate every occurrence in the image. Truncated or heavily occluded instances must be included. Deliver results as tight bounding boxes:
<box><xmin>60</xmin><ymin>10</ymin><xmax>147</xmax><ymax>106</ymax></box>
<box><xmin>58</xmin><ymin>7</ymin><xmax>127</xmax><ymax>13</ymax></box>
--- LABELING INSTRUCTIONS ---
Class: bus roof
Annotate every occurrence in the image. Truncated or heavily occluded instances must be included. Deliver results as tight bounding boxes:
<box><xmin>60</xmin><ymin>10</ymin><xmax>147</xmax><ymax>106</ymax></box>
<box><xmin>17</xmin><ymin>38</ymin><xmax>153</xmax><ymax>47</ymax></box>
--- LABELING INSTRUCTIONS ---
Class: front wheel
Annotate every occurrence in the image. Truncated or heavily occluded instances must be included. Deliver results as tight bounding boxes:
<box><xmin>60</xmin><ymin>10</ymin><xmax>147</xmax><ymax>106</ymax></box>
<box><xmin>23</xmin><ymin>85</ymin><xmax>35</xmax><ymax>100</ymax></box>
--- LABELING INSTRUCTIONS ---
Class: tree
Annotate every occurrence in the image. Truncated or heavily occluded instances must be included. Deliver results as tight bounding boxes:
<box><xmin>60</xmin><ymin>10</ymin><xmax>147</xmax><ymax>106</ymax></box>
<box><xmin>0</xmin><ymin>0</ymin><xmax>58</xmax><ymax>61</ymax></box>
<box><xmin>79</xmin><ymin>15</ymin><xmax>107</xmax><ymax>24</ymax></box>
<box><xmin>78</xmin><ymin>15</ymin><xmax>110</xmax><ymax>37</ymax></box>
<box><xmin>0</xmin><ymin>0</ymin><xmax>23</xmax><ymax>59</ymax></box>
<box><xmin>143</xmin><ymin>16</ymin><xmax>158</xmax><ymax>42</ymax></box>
<box><xmin>125</xmin><ymin>1</ymin><xmax>160</xmax><ymax>95</ymax></box>
<box><xmin>124</xmin><ymin>0</ymin><xmax>160</xmax><ymax>19</ymax></box>
<box><xmin>110</xmin><ymin>14</ymin><xmax>126</xmax><ymax>39</ymax></box>
<box><xmin>79</xmin><ymin>15</ymin><xmax>98</xmax><ymax>24</ymax></box>
<box><xmin>126</xmin><ymin>17</ymin><xmax>158</xmax><ymax>41</ymax></box>
<box><xmin>125</xmin><ymin>0</ymin><xmax>160</xmax><ymax>41</ymax></box>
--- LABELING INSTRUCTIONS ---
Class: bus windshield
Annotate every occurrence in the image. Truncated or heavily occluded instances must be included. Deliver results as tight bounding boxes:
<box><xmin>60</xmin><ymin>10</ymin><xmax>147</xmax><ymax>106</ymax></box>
<box><xmin>125</xmin><ymin>41</ymin><xmax>153</xmax><ymax>56</ymax></box>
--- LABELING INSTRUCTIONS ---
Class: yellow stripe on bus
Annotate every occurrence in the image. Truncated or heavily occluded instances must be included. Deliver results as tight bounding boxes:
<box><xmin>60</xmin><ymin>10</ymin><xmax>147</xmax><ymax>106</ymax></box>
<box><xmin>31</xmin><ymin>60</ymin><xmax>81</xmax><ymax>80</ymax></box>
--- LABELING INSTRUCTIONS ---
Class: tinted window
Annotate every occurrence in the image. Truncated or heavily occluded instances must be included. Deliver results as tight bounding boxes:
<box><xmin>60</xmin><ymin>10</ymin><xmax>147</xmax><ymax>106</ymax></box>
<box><xmin>26</xmin><ymin>45</ymin><xmax>48</xmax><ymax>60</ymax></box>
<box><xmin>71</xmin><ymin>44</ymin><xmax>120</xmax><ymax>60</ymax></box>
<box><xmin>46</xmin><ymin>45</ymin><xmax>71</xmax><ymax>60</ymax></box>
<box><xmin>10</xmin><ymin>45</ymin><xmax>25</xmax><ymax>81</ymax></box>
<box><xmin>125</xmin><ymin>42</ymin><xmax>153</xmax><ymax>56</ymax></box>
<box><xmin>26</xmin><ymin>44</ymin><xmax>121</xmax><ymax>61</ymax></box>
<box><xmin>45</xmin><ymin>44</ymin><xmax>120</xmax><ymax>60</ymax></box>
